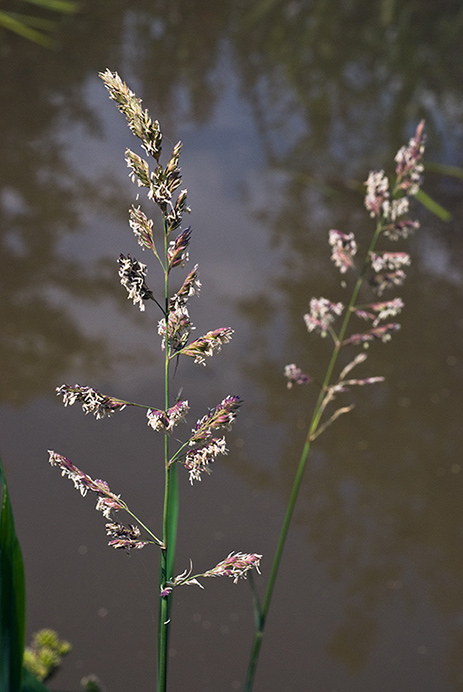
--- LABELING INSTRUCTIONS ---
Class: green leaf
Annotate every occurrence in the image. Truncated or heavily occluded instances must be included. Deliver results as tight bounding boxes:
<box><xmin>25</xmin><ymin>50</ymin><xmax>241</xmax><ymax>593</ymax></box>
<box><xmin>425</xmin><ymin>161</ymin><xmax>463</xmax><ymax>180</ymax></box>
<box><xmin>0</xmin><ymin>11</ymin><xmax>54</xmax><ymax>47</ymax></box>
<box><xmin>22</xmin><ymin>0</ymin><xmax>79</xmax><ymax>14</ymax></box>
<box><xmin>0</xmin><ymin>454</ymin><xmax>26</xmax><ymax>692</ymax></box>
<box><xmin>21</xmin><ymin>667</ymin><xmax>50</xmax><ymax>692</ymax></box>
<box><xmin>415</xmin><ymin>188</ymin><xmax>452</xmax><ymax>222</ymax></box>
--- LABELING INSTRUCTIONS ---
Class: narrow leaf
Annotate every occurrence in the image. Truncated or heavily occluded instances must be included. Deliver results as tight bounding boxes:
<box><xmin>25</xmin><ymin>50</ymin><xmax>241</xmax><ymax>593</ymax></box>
<box><xmin>0</xmin><ymin>11</ymin><xmax>53</xmax><ymax>46</ymax></box>
<box><xmin>22</xmin><ymin>0</ymin><xmax>78</xmax><ymax>13</ymax></box>
<box><xmin>0</xmin><ymin>454</ymin><xmax>26</xmax><ymax>692</ymax></box>
<box><xmin>415</xmin><ymin>188</ymin><xmax>451</xmax><ymax>222</ymax></box>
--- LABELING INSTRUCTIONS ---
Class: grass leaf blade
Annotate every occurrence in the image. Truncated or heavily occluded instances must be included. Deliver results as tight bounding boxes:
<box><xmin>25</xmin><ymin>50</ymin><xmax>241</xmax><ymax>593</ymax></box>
<box><xmin>0</xmin><ymin>454</ymin><xmax>26</xmax><ymax>692</ymax></box>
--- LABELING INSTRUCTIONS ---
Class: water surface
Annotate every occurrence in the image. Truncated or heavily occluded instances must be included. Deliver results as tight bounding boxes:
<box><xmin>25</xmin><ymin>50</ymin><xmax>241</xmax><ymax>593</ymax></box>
<box><xmin>1</xmin><ymin>2</ymin><xmax>463</xmax><ymax>691</ymax></box>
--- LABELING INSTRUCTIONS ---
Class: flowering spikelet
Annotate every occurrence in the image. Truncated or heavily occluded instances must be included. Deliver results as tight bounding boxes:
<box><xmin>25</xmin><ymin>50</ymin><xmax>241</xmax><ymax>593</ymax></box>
<box><xmin>158</xmin><ymin>304</ymin><xmax>193</xmax><ymax>352</ymax></box>
<box><xmin>344</xmin><ymin>323</ymin><xmax>400</xmax><ymax>346</ymax></box>
<box><xmin>105</xmin><ymin>522</ymin><xmax>148</xmax><ymax>551</ymax></box>
<box><xmin>125</xmin><ymin>150</ymin><xmax>151</xmax><ymax>188</ymax></box>
<box><xmin>99</xmin><ymin>70</ymin><xmax>163</xmax><ymax>160</ymax></box>
<box><xmin>159</xmin><ymin>141</ymin><xmax>183</xmax><ymax>202</ymax></box>
<box><xmin>177</xmin><ymin>396</ymin><xmax>241</xmax><ymax>482</ymax></box>
<box><xmin>190</xmin><ymin>395</ymin><xmax>242</xmax><ymax>444</ymax></box>
<box><xmin>167</xmin><ymin>227</ymin><xmax>192</xmax><ymax>270</ymax></box>
<box><xmin>370</xmin><ymin>270</ymin><xmax>406</xmax><ymax>295</ymax></box>
<box><xmin>370</xmin><ymin>252</ymin><xmax>411</xmax><ymax>273</ymax></box>
<box><xmin>48</xmin><ymin>451</ymin><xmax>124</xmax><ymax>519</ymax></box>
<box><xmin>129</xmin><ymin>205</ymin><xmax>154</xmax><ymax>251</ymax></box>
<box><xmin>382</xmin><ymin>218</ymin><xmax>420</xmax><ymax>241</ymax></box>
<box><xmin>147</xmin><ymin>400</ymin><xmax>190</xmax><ymax>432</ymax></box>
<box><xmin>328</xmin><ymin>230</ymin><xmax>357</xmax><ymax>273</ymax></box>
<box><xmin>118</xmin><ymin>254</ymin><xmax>153</xmax><ymax>311</ymax></box>
<box><xmin>167</xmin><ymin>552</ymin><xmax>262</xmax><ymax>590</ymax></box>
<box><xmin>56</xmin><ymin>384</ymin><xmax>127</xmax><ymax>419</ymax></box>
<box><xmin>184</xmin><ymin>437</ymin><xmax>228</xmax><ymax>483</ymax></box>
<box><xmin>395</xmin><ymin>120</ymin><xmax>425</xmax><ymax>195</ymax></box>
<box><xmin>364</xmin><ymin>170</ymin><xmax>389</xmax><ymax>217</ymax></box>
<box><xmin>284</xmin><ymin>364</ymin><xmax>312</xmax><ymax>389</ymax></box>
<box><xmin>381</xmin><ymin>196</ymin><xmax>410</xmax><ymax>222</ymax></box>
<box><xmin>202</xmin><ymin>552</ymin><xmax>262</xmax><ymax>584</ymax></box>
<box><xmin>369</xmin><ymin>252</ymin><xmax>410</xmax><ymax>295</ymax></box>
<box><xmin>304</xmin><ymin>298</ymin><xmax>344</xmax><ymax>337</ymax></box>
<box><xmin>148</xmin><ymin>177</ymin><xmax>173</xmax><ymax>209</ymax></box>
<box><xmin>353</xmin><ymin>298</ymin><xmax>404</xmax><ymax>327</ymax></box>
<box><xmin>179</xmin><ymin>327</ymin><xmax>234</xmax><ymax>365</ymax></box>
<box><xmin>167</xmin><ymin>189</ymin><xmax>190</xmax><ymax>234</ymax></box>
<box><xmin>170</xmin><ymin>265</ymin><xmax>201</xmax><ymax>308</ymax></box>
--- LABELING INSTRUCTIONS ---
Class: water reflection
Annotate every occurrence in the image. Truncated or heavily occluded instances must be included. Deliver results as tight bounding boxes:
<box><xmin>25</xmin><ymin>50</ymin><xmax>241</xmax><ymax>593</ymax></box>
<box><xmin>1</xmin><ymin>2</ymin><xmax>463</xmax><ymax>691</ymax></box>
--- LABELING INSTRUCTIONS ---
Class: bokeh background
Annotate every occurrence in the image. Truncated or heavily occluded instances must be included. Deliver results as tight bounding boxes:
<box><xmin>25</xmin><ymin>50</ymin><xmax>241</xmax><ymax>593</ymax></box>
<box><xmin>1</xmin><ymin>1</ymin><xmax>463</xmax><ymax>691</ymax></box>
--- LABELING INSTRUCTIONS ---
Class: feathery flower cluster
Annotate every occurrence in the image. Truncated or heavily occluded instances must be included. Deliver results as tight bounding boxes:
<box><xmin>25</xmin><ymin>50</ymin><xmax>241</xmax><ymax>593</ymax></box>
<box><xmin>370</xmin><ymin>251</ymin><xmax>411</xmax><ymax>274</ymax></box>
<box><xmin>105</xmin><ymin>522</ymin><xmax>148</xmax><ymax>551</ymax></box>
<box><xmin>284</xmin><ymin>364</ymin><xmax>312</xmax><ymax>389</ymax></box>
<box><xmin>365</xmin><ymin>121</ymin><xmax>425</xmax><ymax>224</ymax></box>
<box><xmin>190</xmin><ymin>395</ymin><xmax>242</xmax><ymax>443</ymax></box>
<box><xmin>364</xmin><ymin>170</ymin><xmax>389</xmax><ymax>217</ymax></box>
<box><xmin>118</xmin><ymin>254</ymin><xmax>153</xmax><ymax>311</ymax></box>
<box><xmin>179</xmin><ymin>327</ymin><xmax>234</xmax><ymax>365</ymax></box>
<box><xmin>381</xmin><ymin>196</ymin><xmax>410</xmax><ymax>222</ymax></box>
<box><xmin>100</xmin><ymin>69</ymin><xmax>163</xmax><ymax>161</ymax></box>
<box><xmin>170</xmin><ymin>265</ymin><xmax>201</xmax><ymax>309</ymax></box>
<box><xmin>129</xmin><ymin>205</ymin><xmax>155</xmax><ymax>252</ymax></box>
<box><xmin>147</xmin><ymin>148</ymin><xmax>182</xmax><ymax>210</ymax></box>
<box><xmin>382</xmin><ymin>218</ymin><xmax>420</xmax><ymax>241</ymax></box>
<box><xmin>329</xmin><ymin>230</ymin><xmax>357</xmax><ymax>273</ymax></box>
<box><xmin>369</xmin><ymin>252</ymin><xmax>410</xmax><ymax>295</ymax></box>
<box><xmin>158</xmin><ymin>304</ymin><xmax>193</xmax><ymax>352</ymax></box>
<box><xmin>48</xmin><ymin>451</ymin><xmax>124</xmax><ymax>518</ymax></box>
<box><xmin>354</xmin><ymin>298</ymin><xmax>404</xmax><ymax>326</ymax></box>
<box><xmin>180</xmin><ymin>396</ymin><xmax>241</xmax><ymax>483</ymax></box>
<box><xmin>202</xmin><ymin>552</ymin><xmax>262</xmax><ymax>583</ymax></box>
<box><xmin>290</xmin><ymin>122</ymin><xmax>425</xmax><ymax>451</ymax></box>
<box><xmin>125</xmin><ymin>150</ymin><xmax>151</xmax><ymax>188</ymax></box>
<box><xmin>395</xmin><ymin>120</ymin><xmax>425</xmax><ymax>194</ymax></box>
<box><xmin>166</xmin><ymin>189</ymin><xmax>189</xmax><ymax>234</ymax></box>
<box><xmin>344</xmin><ymin>323</ymin><xmax>400</xmax><ymax>346</ymax></box>
<box><xmin>147</xmin><ymin>400</ymin><xmax>190</xmax><ymax>432</ymax></box>
<box><xmin>167</xmin><ymin>227</ymin><xmax>192</xmax><ymax>269</ymax></box>
<box><xmin>304</xmin><ymin>298</ymin><xmax>344</xmax><ymax>337</ymax></box>
<box><xmin>184</xmin><ymin>438</ymin><xmax>228</xmax><ymax>483</ymax></box>
<box><xmin>56</xmin><ymin>384</ymin><xmax>127</xmax><ymax>419</ymax></box>
<box><xmin>166</xmin><ymin>552</ymin><xmax>262</xmax><ymax>592</ymax></box>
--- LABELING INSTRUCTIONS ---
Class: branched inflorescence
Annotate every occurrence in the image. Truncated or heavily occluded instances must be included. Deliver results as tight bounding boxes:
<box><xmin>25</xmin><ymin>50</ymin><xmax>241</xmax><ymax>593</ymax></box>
<box><xmin>242</xmin><ymin>122</ymin><xmax>427</xmax><ymax>692</ymax></box>
<box><xmin>284</xmin><ymin>121</ymin><xmax>425</xmax><ymax>438</ymax></box>
<box><xmin>48</xmin><ymin>70</ymin><xmax>261</xmax><ymax>618</ymax></box>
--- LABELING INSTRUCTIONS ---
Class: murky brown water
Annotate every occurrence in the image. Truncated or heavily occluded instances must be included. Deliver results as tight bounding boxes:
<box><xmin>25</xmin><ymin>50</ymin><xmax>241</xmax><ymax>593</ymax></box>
<box><xmin>1</xmin><ymin>2</ymin><xmax>463</xmax><ymax>691</ymax></box>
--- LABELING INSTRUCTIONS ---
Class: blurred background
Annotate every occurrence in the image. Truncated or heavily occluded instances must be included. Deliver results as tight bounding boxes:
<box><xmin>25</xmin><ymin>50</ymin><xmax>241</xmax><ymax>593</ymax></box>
<box><xmin>1</xmin><ymin>1</ymin><xmax>463</xmax><ymax>690</ymax></box>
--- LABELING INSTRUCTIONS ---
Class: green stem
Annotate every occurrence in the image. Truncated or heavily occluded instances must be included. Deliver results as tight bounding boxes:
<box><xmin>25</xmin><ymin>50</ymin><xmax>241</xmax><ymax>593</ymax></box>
<box><xmin>157</xmin><ymin>217</ymin><xmax>178</xmax><ymax>692</ymax></box>
<box><xmin>244</xmin><ymin>220</ymin><xmax>383</xmax><ymax>692</ymax></box>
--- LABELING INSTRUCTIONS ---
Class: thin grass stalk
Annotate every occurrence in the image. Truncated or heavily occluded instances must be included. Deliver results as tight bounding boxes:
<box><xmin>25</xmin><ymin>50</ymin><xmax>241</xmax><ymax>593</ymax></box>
<box><xmin>245</xmin><ymin>115</ymin><xmax>427</xmax><ymax>676</ymax></box>
<box><xmin>244</xmin><ymin>213</ymin><xmax>402</xmax><ymax>691</ymax></box>
<box><xmin>158</xmin><ymin>216</ymin><xmax>175</xmax><ymax>692</ymax></box>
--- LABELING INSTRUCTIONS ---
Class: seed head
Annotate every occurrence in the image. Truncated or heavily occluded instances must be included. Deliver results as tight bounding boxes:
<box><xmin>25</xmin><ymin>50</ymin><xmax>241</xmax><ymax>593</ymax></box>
<box><xmin>56</xmin><ymin>384</ymin><xmax>127</xmax><ymax>419</ymax></box>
